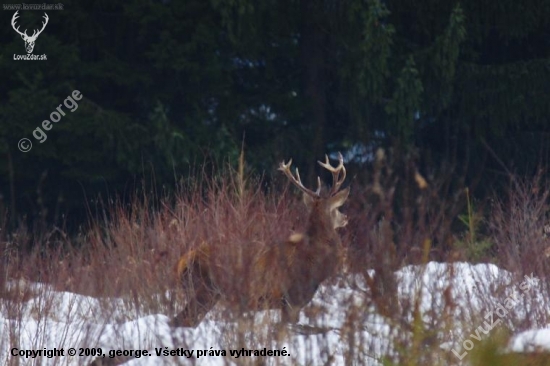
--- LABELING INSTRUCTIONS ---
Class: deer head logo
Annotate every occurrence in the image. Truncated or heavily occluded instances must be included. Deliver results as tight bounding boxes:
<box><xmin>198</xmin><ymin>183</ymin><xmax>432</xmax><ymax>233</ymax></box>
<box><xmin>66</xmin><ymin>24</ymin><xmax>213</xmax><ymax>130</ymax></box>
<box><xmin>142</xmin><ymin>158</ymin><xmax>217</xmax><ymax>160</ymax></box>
<box><xmin>11</xmin><ymin>11</ymin><xmax>49</xmax><ymax>54</ymax></box>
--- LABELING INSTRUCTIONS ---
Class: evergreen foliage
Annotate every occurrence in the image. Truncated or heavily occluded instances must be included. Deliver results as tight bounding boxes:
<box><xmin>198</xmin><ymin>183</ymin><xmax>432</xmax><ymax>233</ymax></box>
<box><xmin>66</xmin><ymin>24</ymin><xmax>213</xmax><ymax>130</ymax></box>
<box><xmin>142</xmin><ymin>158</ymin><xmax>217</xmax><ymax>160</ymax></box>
<box><xmin>0</xmin><ymin>0</ymin><xmax>549</xmax><ymax>233</ymax></box>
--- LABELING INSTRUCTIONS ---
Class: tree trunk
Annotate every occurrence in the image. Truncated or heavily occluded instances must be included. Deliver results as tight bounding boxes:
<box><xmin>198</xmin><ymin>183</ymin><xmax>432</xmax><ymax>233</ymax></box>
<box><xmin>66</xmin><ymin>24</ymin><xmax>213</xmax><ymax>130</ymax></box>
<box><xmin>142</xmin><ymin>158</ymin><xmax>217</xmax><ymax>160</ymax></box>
<box><xmin>300</xmin><ymin>0</ymin><xmax>327</xmax><ymax>181</ymax></box>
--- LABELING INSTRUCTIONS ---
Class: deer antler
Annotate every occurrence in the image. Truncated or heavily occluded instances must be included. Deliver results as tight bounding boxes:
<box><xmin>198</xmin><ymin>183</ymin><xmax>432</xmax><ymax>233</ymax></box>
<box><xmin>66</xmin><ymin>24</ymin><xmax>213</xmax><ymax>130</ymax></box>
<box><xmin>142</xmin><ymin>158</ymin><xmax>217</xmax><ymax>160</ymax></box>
<box><xmin>11</xmin><ymin>11</ymin><xmax>27</xmax><ymax>37</ymax></box>
<box><xmin>33</xmin><ymin>13</ymin><xmax>49</xmax><ymax>39</ymax></box>
<box><xmin>279</xmin><ymin>159</ymin><xmax>321</xmax><ymax>198</ymax></box>
<box><xmin>11</xmin><ymin>11</ymin><xmax>48</xmax><ymax>39</ymax></box>
<box><xmin>318</xmin><ymin>152</ymin><xmax>346</xmax><ymax>196</ymax></box>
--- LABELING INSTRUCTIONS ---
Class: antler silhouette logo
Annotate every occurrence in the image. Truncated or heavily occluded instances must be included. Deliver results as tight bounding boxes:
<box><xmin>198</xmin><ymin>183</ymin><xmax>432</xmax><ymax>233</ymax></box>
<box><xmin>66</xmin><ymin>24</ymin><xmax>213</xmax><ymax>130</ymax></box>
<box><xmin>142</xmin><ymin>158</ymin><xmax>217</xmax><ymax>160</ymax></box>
<box><xmin>11</xmin><ymin>11</ymin><xmax>49</xmax><ymax>54</ymax></box>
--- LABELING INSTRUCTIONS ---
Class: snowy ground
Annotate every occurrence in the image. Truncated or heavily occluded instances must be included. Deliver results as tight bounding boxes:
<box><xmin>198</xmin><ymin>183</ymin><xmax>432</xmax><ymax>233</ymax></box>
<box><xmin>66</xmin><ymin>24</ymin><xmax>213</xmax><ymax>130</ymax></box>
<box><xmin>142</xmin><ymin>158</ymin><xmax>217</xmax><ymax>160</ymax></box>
<box><xmin>1</xmin><ymin>262</ymin><xmax>550</xmax><ymax>365</ymax></box>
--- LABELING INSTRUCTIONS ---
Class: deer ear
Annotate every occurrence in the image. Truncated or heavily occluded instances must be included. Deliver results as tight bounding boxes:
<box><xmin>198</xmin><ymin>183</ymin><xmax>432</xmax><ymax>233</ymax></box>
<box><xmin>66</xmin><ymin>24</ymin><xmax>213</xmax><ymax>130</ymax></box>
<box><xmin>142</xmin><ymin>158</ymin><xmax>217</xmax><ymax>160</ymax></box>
<box><xmin>329</xmin><ymin>187</ymin><xmax>349</xmax><ymax>210</ymax></box>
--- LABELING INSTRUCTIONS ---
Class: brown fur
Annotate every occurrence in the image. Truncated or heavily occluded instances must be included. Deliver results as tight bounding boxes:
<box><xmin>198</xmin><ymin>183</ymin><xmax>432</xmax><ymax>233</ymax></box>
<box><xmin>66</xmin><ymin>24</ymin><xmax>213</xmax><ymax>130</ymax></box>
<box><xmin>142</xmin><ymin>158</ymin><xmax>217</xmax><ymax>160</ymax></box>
<box><xmin>172</xmin><ymin>156</ymin><xmax>349</xmax><ymax>327</ymax></box>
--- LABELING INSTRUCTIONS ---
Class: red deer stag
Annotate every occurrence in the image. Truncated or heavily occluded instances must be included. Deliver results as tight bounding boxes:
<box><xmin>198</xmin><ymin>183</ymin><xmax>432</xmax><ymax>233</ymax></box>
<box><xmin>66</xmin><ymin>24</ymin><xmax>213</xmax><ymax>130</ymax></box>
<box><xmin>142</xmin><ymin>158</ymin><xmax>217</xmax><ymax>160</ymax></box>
<box><xmin>172</xmin><ymin>153</ymin><xmax>349</xmax><ymax>327</ymax></box>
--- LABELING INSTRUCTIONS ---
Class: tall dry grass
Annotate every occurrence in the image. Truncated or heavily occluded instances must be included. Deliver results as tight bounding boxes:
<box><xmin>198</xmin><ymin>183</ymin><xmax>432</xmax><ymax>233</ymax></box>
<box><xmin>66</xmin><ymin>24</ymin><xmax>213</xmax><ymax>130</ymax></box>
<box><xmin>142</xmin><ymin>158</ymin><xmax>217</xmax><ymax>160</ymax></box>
<box><xmin>1</xmin><ymin>155</ymin><xmax>550</xmax><ymax>365</ymax></box>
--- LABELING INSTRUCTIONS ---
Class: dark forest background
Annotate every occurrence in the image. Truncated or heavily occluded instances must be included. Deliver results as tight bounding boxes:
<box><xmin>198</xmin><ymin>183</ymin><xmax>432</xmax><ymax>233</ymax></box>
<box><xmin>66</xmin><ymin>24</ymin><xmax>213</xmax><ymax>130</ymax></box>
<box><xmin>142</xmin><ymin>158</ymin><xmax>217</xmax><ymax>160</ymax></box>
<box><xmin>1</xmin><ymin>0</ymin><xmax>550</xmax><ymax>234</ymax></box>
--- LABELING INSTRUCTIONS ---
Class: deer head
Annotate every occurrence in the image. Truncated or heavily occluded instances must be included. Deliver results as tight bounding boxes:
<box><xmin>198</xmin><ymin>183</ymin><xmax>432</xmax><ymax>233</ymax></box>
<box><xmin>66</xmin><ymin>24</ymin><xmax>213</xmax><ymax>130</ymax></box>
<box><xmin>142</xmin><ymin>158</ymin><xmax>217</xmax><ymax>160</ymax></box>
<box><xmin>278</xmin><ymin>152</ymin><xmax>349</xmax><ymax>234</ymax></box>
<box><xmin>11</xmin><ymin>11</ymin><xmax>49</xmax><ymax>54</ymax></box>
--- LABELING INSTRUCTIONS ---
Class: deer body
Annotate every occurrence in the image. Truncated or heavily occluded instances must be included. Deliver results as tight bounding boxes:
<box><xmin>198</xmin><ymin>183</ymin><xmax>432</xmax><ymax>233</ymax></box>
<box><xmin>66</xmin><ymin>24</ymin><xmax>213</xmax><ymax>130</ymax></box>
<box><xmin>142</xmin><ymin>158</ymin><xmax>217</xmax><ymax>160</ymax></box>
<box><xmin>172</xmin><ymin>153</ymin><xmax>349</xmax><ymax>327</ymax></box>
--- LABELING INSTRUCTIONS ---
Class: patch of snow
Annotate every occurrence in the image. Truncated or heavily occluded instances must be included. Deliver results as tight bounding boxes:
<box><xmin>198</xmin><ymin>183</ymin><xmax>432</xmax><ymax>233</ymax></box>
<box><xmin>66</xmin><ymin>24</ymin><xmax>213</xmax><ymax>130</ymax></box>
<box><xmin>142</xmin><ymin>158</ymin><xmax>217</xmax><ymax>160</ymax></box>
<box><xmin>1</xmin><ymin>262</ymin><xmax>549</xmax><ymax>365</ymax></box>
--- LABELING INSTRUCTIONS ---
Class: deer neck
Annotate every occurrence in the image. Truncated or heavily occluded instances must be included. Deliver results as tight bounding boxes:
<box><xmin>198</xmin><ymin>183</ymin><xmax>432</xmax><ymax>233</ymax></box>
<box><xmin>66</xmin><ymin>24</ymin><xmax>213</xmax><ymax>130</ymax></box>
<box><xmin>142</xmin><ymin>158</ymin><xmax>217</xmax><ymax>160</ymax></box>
<box><xmin>306</xmin><ymin>212</ymin><xmax>339</xmax><ymax>248</ymax></box>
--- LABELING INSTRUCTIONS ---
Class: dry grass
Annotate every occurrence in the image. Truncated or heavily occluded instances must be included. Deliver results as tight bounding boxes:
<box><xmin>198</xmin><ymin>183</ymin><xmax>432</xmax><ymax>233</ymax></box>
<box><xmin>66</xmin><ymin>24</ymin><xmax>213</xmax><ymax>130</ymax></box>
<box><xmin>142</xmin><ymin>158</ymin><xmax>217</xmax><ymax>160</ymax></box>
<box><xmin>1</xmin><ymin>156</ymin><xmax>550</xmax><ymax>365</ymax></box>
